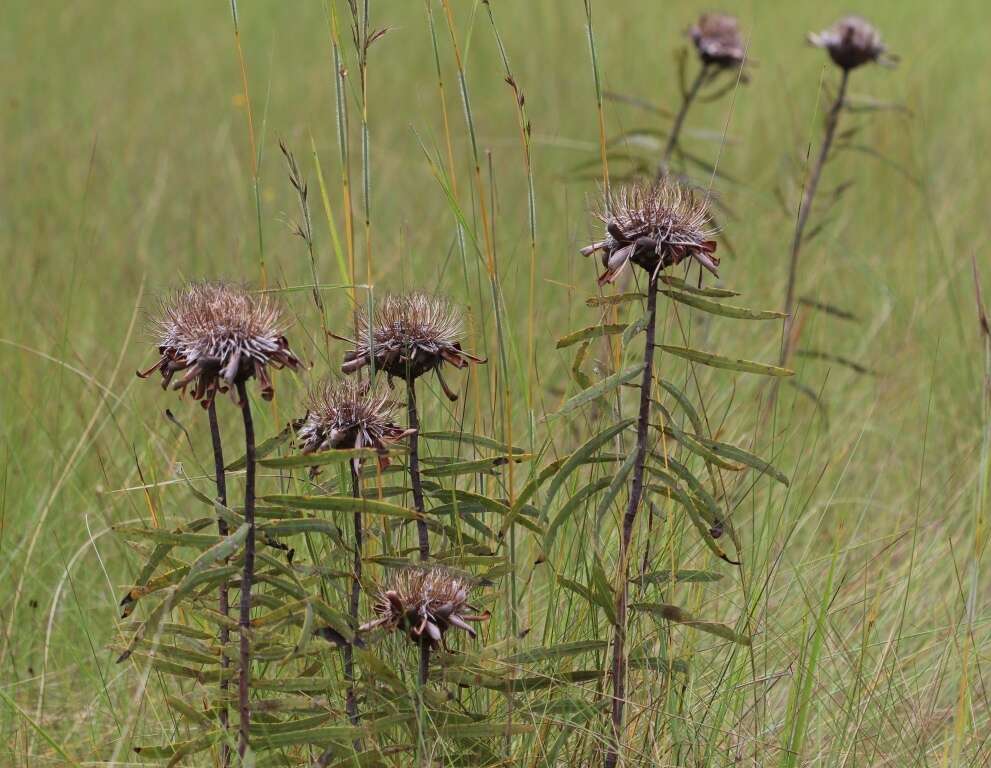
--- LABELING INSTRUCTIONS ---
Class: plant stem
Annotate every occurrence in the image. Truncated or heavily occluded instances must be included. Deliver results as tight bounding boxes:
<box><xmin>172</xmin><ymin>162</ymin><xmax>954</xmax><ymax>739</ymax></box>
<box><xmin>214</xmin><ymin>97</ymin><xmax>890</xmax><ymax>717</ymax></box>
<box><xmin>406</xmin><ymin>379</ymin><xmax>429</xmax><ymax>561</ymax></box>
<box><xmin>781</xmin><ymin>68</ymin><xmax>850</xmax><ymax>363</ymax></box>
<box><xmin>207</xmin><ymin>401</ymin><xmax>231</xmax><ymax>768</ymax></box>
<box><xmin>236</xmin><ymin>381</ymin><xmax>256</xmax><ymax>761</ymax></box>
<box><xmin>345</xmin><ymin>463</ymin><xmax>362</xmax><ymax>737</ymax></box>
<box><xmin>656</xmin><ymin>63</ymin><xmax>709</xmax><ymax>180</ymax></box>
<box><xmin>605</xmin><ymin>276</ymin><xmax>659</xmax><ymax>768</ymax></box>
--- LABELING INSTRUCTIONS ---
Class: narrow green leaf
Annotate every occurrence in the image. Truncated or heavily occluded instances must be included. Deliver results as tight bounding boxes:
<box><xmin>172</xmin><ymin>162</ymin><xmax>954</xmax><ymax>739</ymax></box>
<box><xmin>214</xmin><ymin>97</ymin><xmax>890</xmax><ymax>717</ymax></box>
<box><xmin>260</xmin><ymin>447</ymin><xmax>404</xmax><ymax>469</ymax></box>
<box><xmin>633</xmin><ymin>569</ymin><xmax>724</xmax><ymax>585</ymax></box>
<box><xmin>544</xmin><ymin>476</ymin><xmax>611</xmax><ymax>550</ymax></box>
<box><xmin>660</xmin><ymin>289</ymin><xmax>785</xmax><ymax>320</ymax></box>
<box><xmin>659</xmin><ymin>275</ymin><xmax>739</xmax><ymax>297</ymax></box>
<box><xmin>631</xmin><ymin>602</ymin><xmax>750</xmax><ymax>644</ymax></box>
<box><xmin>422</xmin><ymin>454</ymin><xmax>533</xmax><ymax>478</ymax></box>
<box><xmin>262</xmin><ymin>495</ymin><xmax>421</xmax><ymax>520</ymax></box>
<box><xmin>436</xmin><ymin>722</ymin><xmax>534</xmax><ymax>738</ymax></box>
<box><xmin>549</xmin><ymin>365</ymin><xmax>646</xmax><ymax>418</ymax></box>
<box><xmin>657</xmin><ymin>345</ymin><xmax>793</xmax><ymax>377</ymax></box>
<box><xmin>556</xmin><ymin>323</ymin><xmax>628</xmax><ymax>349</ymax></box>
<box><xmin>226</xmin><ymin>423</ymin><xmax>295</xmax><ymax>471</ymax></box>
<box><xmin>504</xmin><ymin>640</ymin><xmax>607</xmax><ymax>664</ymax></box>
<box><xmin>586</xmin><ymin>291</ymin><xmax>645</xmax><ymax>307</ymax></box>
<box><xmin>419</xmin><ymin>431</ymin><xmax>527</xmax><ymax>455</ymax></box>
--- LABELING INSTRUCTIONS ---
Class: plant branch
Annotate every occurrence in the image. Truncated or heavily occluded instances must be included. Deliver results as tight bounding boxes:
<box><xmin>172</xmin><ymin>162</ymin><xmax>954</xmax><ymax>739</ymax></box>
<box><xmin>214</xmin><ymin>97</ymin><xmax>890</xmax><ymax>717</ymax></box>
<box><xmin>406</xmin><ymin>379</ymin><xmax>429</xmax><ymax>561</ymax></box>
<box><xmin>605</xmin><ymin>276</ymin><xmax>659</xmax><ymax>768</ymax></box>
<box><xmin>345</xmin><ymin>463</ymin><xmax>362</xmax><ymax>740</ymax></box>
<box><xmin>656</xmin><ymin>63</ymin><xmax>709</xmax><ymax>180</ymax></box>
<box><xmin>236</xmin><ymin>381</ymin><xmax>256</xmax><ymax>760</ymax></box>
<box><xmin>207</xmin><ymin>401</ymin><xmax>231</xmax><ymax>768</ymax></box>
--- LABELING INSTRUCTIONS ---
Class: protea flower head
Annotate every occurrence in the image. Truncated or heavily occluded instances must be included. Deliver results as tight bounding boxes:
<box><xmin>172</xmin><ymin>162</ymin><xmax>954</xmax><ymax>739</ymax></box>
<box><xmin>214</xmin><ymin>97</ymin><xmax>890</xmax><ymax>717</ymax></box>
<box><xmin>689</xmin><ymin>13</ymin><xmax>745</xmax><ymax>69</ymax></box>
<box><xmin>808</xmin><ymin>16</ymin><xmax>893</xmax><ymax>70</ymax></box>
<box><xmin>359</xmin><ymin>567</ymin><xmax>489</xmax><ymax>651</ymax></box>
<box><xmin>580</xmin><ymin>179</ymin><xmax>718</xmax><ymax>286</ymax></box>
<box><xmin>137</xmin><ymin>282</ymin><xmax>300</xmax><ymax>406</ymax></box>
<box><xmin>341</xmin><ymin>293</ymin><xmax>485</xmax><ymax>400</ymax></box>
<box><xmin>296</xmin><ymin>377</ymin><xmax>413</xmax><ymax>469</ymax></box>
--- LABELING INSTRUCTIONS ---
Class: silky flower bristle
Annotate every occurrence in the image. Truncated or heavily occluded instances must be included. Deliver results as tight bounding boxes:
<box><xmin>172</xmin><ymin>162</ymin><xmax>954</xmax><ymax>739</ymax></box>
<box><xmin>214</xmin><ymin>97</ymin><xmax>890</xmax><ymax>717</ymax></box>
<box><xmin>296</xmin><ymin>377</ymin><xmax>412</xmax><ymax>467</ymax></box>
<box><xmin>808</xmin><ymin>16</ymin><xmax>892</xmax><ymax>71</ymax></box>
<box><xmin>689</xmin><ymin>13</ymin><xmax>745</xmax><ymax>69</ymax></box>
<box><xmin>137</xmin><ymin>282</ymin><xmax>300</xmax><ymax>406</ymax></box>
<box><xmin>359</xmin><ymin>567</ymin><xmax>488</xmax><ymax>650</ymax></box>
<box><xmin>580</xmin><ymin>178</ymin><xmax>719</xmax><ymax>285</ymax></box>
<box><xmin>340</xmin><ymin>293</ymin><xmax>484</xmax><ymax>398</ymax></box>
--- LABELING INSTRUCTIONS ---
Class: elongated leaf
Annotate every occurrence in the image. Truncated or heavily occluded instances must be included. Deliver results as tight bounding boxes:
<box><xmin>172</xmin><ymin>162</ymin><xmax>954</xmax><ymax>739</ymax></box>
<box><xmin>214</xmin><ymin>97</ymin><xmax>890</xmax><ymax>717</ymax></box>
<box><xmin>556</xmin><ymin>323</ymin><xmax>628</xmax><ymax>349</ymax></box>
<box><xmin>505</xmin><ymin>640</ymin><xmax>607</xmax><ymax>664</ymax></box>
<box><xmin>633</xmin><ymin>569</ymin><xmax>724</xmax><ymax>585</ymax></box>
<box><xmin>259</xmin><ymin>447</ymin><xmax>405</xmax><ymax>469</ymax></box>
<box><xmin>422</xmin><ymin>454</ymin><xmax>533</xmax><ymax>478</ymax></box>
<box><xmin>593</xmin><ymin>450</ymin><xmax>637</xmax><ymax>541</ymax></box>
<box><xmin>622</xmin><ymin>313</ymin><xmax>652</xmax><ymax>346</ymax></box>
<box><xmin>631</xmin><ymin>602</ymin><xmax>750</xmax><ymax>644</ymax></box>
<box><xmin>549</xmin><ymin>365</ymin><xmax>646</xmax><ymax>418</ymax></box>
<box><xmin>660</xmin><ymin>289</ymin><xmax>785</xmax><ymax>320</ymax></box>
<box><xmin>591</xmin><ymin>553</ymin><xmax>618</xmax><ymax>625</ymax></box>
<box><xmin>660</xmin><ymin>424</ymin><xmax>742</xmax><ymax>471</ymax></box>
<box><xmin>645</xmin><ymin>482</ymin><xmax>733</xmax><ymax>563</ymax></box>
<box><xmin>541</xmin><ymin>419</ymin><xmax>635</xmax><ymax>517</ymax></box>
<box><xmin>113</xmin><ymin>526</ymin><xmax>221</xmax><ymax>549</ymax></box>
<box><xmin>544</xmin><ymin>476</ymin><xmax>611</xmax><ymax>550</ymax></box>
<box><xmin>572</xmin><ymin>340</ymin><xmax>593</xmax><ymax>389</ymax></box>
<box><xmin>659</xmin><ymin>275</ymin><xmax>739</xmax><ymax>298</ymax></box>
<box><xmin>692</xmin><ymin>437</ymin><xmax>789</xmax><ymax>486</ymax></box>
<box><xmin>657</xmin><ymin>377</ymin><xmax>703</xmax><ymax>435</ymax></box>
<box><xmin>262</xmin><ymin>495</ymin><xmax>421</xmax><ymax>520</ymax></box>
<box><xmin>419</xmin><ymin>431</ymin><xmax>527</xmax><ymax>455</ymax></box>
<box><xmin>226</xmin><ymin>422</ymin><xmax>295</xmax><ymax>471</ymax></box>
<box><xmin>134</xmin><ymin>731</ymin><xmax>221</xmax><ymax>760</ymax></box>
<box><xmin>436</xmin><ymin>722</ymin><xmax>534</xmax><ymax>738</ymax></box>
<box><xmin>658</xmin><ymin>345</ymin><xmax>793</xmax><ymax>377</ymax></box>
<box><xmin>586</xmin><ymin>292</ymin><xmax>645</xmax><ymax>307</ymax></box>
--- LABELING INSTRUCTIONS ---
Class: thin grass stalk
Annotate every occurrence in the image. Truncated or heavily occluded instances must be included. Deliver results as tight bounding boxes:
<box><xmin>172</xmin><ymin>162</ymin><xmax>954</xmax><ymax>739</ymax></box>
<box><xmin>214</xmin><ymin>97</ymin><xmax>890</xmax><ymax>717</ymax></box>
<box><xmin>207</xmin><ymin>402</ymin><xmax>231</xmax><ymax>768</ymax></box>
<box><xmin>656</xmin><ymin>63</ymin><xmax>710</xmax><ymax>180</ymax></box>
<box><xmin>605</xmin><ymin>276</ymin><xmax>659</xmax><ymax>768</ymax></box>
<box><xmin>236</xmin><ymin>380</ymin><xmax>256</xmax><ymax>760</ymax></box>
<box><xmin>781</xmin><ymin>69</ymin><xmax>850</xmax><ymax>362</ymax></box>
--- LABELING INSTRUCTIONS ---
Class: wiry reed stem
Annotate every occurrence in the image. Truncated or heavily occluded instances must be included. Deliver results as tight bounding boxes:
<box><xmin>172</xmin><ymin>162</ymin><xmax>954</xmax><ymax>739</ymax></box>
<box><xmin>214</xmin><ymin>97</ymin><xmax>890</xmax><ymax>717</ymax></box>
<box><xmin>406</xmin><ymin>380</ymin><xmax>429</xmax><ymax>561</ymax></box>
<box><xmin>781</xmin><ymin>69</ymin><xmax>850</xmax><ymax>362</ymax></box>
<box><xmin>345</xmin><ymin>463</ymin><xmax>362</xmax><ymax>739</ymax></box>
<box><xmin>207</xmin><ymin>402</ymin><xmax>231</xmax><ymax>768</ymax></box>
<box><xmin>657</xmin><ymin>64</ymin><xmax>710</xmax><ymax>180</ymax></box>
<box><xmin>605</xmin><ymin>276</ymin><xmax>659</xmax><ymax>768</ymax></box>
<box><xmin>236</xmin><ymin>380</ymin><xmax>256</xmax><ymax>760</ymax></box>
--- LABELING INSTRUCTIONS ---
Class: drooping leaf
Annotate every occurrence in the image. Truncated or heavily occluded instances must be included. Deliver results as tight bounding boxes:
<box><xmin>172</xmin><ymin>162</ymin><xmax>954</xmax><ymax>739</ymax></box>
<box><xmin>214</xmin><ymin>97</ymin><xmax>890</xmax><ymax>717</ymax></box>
<box><xmin>586</xmin><ymin>292</ymin><xmax>645</xmax><ymax>307</ymax></box>
<box><xmin>659</xmin><ymin>275</ymin><xmax>739</xmax><ymax>298</ymax></box>
<box><xmin>658</xmin><ymin>344</ymin><xmax>793</xmax><ymax>377</ymax></box>
<box><xmin>556</xmin><ymin>323</ymin><xmax>629</xmax><ymax>349</ymax></box>
<box><xmin>226</xmin><ymin>422</ymin><xmax>295</xmax><ymax>471</ymax></box>
<box><xmin>631</xmin><ymin>602</ymin><xmax>750</xmax><ymax>644</ymax></box>
<box><xmin>504</xmin><ymin>640</ymin><xmax>608</xmax><ymax>664</ymax></box>
<box><xmin>422</xmin><ymin>454</ymin><xmax>534</xmax><ymax>478</ymax></box>
<box><xmin>633</xmin><ymin>569</ymin><xmax>724</xmax><ymax>585</ymax></box>
<box><xmin>691</xmin><ymin>436</ymin><xmax>789</xmax><ymax>486</ymax></box>
<box><xmin>418</xmin><ymin>431</ymin><xmax>528</xmax><ymax>455</ymax></box>
<box><xmin>262</xmin><ymin>495</ymin><xmax>421</xmax><ymax>521</ymax></box>
<box><xmin>622</xmin><ymin>313</ymin><xmax>652</xmax><ymax>346</ymax></box>
<box><xmin>548</xmin><ymin>365</ymin><xmax>646</xmax><ymax>418</ymax></box>
<box><xmin>660</xmin><ymin>289</ymin><xmax>785</xmax><ymax>320</ymax></box>
<box><xmin>544</xmin><ymin>476</ymin><xmax>611</xmax><ymax>550</ymax></box>
<box><xmin>436</xmin><ymin>722</ymin><xmax>534</xmax><ymax>738</ymax></box>
<box><xmin>656</xmin><ymin>377</ymin><xmax>704</xmax><ymax>435</ymax></box>
<box><xmin>259</xmin><ymin>447</ymin><xmax>405</xmax><ymax>469</ymax></box>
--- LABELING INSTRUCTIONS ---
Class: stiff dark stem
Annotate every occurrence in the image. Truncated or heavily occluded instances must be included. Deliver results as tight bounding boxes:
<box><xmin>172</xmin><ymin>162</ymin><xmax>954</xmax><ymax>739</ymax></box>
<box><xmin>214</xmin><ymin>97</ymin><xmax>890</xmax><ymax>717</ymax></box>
<box><xmin>345</xmin><ymin>463</ymin><xmax>363</xmax><ymax>740</ymax></box>
<box><xmin>406</xmin><ymin>379</ymin><xmax>429</xmax><ymax>560</ymax></box>
<box><xmin>781</xmin><ymin>68</ymin><xmax>850</xmax><ymax>364</ymax></box>
<box><xmin>236</xmin><ymin>381</ymin><xmax>256</xmax><ymax>761</ymax></box>
<box><xmin>207</xmin><ymin>402</ymin><xmax>231</xmax><ymax>768</ymax></box>
<box><xmin>656</xmin><ymin>63</ymin><xmax>710</xmax><ymax>181</ymax></box>
<box><xmin>605</xmin><ymin>277</ymin><xmax>659</xmax><ymax>768</ymax></box>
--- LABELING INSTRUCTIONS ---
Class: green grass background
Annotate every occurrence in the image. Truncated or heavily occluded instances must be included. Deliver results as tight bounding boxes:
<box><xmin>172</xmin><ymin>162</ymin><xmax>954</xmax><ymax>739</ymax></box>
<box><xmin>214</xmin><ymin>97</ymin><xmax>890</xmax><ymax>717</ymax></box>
<box><xmin>2</xmin><ymin>0</ymin><xmax>990</xmax><ymax>765</ymax></box>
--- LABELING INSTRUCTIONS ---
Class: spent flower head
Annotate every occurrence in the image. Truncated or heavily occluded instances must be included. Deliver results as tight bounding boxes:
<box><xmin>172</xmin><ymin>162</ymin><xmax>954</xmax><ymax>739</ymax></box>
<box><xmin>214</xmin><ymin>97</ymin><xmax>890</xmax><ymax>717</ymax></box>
<box><xmin>138</xmin><ymin>282</ymin><xmax>300</xmax><ymax>406</ymax></box>
<box><xmin>689</xmin><ymin>13</ymin><xmax>746</xmax><ymax>69</ymax></box>
<box><xmin>341</xmin><ymin>293</ymin><xmax>484</xmax><ymax>399</ymax></box>
<box><xmin>808</xmin><ymin>16</ymin><xmax>893</xmax><ymax>70</ymax></box>
<box><xmin>580</xmin><ymin>178</ymin><xmax>718</xmax><ymax>286</ymax></box>
<box><xmin>296</xmin><ymin>377</ymin><xmax>413</xmax><ymax>468</ymax></box>
<box><xmin>359</xmin><ymin>567</ymin><xmax>489</xmax><ymax>650</ymax></box>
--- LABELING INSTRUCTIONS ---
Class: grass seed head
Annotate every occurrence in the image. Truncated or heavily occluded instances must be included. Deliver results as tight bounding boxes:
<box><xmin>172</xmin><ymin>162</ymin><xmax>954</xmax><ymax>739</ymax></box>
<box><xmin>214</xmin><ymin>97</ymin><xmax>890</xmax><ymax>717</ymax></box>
<box><xmin>581</xmin><ymin>178</ymin><xmax>718</xmax><ymax>286</ymax></box>
<box><xmin>342</xmin><ymin>293</ymin><xmax>484</xmax><ymax>398</ymax></box>
<box><xmin>359</xmin><ymin>567</ymin><xmax>488</xmax><ymax>650</ymax></box>
<box><xmin>808</xmin><ymin>16</ymin><xmax>892</xmax><ymax>70</ymax></box>
<box><xmin>689</xmin><ymin>13</ymin><xmax>746</xmax><ymax>69</ymax></box>
<box><xmin>138</xmin><ymin>281</ymin><xmax>300</xmax><ymax>406</ymax></box>
<box><xmin>296</xmin><ymin>377</ymin><xmax>413</xmax><ymax>467</ymax></box>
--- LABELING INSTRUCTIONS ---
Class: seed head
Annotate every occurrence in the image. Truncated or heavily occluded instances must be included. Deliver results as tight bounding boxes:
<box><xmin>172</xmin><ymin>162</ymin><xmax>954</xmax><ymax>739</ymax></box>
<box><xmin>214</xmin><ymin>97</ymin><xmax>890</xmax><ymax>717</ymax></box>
<box><xmin>341</xmin><ymin>294</ymin><xmax>485</xmax><ymax>399</ymax></box>
<box><xmin>580</xmin><ymin>179</ymin><xmax>718</xmax><ymax>286</ymax></box>
<box><xmin>359</xmin><ymin>567</ymin><xmax>488</xmax><ymax>650</ymax></box>
<box><xmin>137</xmin><ymin>282</ymin><xmax>300</xmax><ymax>406</ymax></box>
<box><xmin>296</xmin><ymin>377</ymin><xmax>413</xmax><ymax>468</ymax></box>
<box><xmin>689</xmin><ymin>13</ymin><xmax>745</xmax><ymax>69</ymax></box>
<box><xmin>808</xmin><ymin>16</ymin><xmax>892</xmax><ymax>71</ymax></box>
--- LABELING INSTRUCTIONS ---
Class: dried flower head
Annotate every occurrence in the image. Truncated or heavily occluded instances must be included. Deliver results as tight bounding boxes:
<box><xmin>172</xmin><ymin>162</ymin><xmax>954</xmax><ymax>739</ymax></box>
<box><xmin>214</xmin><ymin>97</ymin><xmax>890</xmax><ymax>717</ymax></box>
<box><xmin>359</xmin><ymin>567</ymin><xmax>489</xmax><ymax>650</ymax></box>
<box><xmin>341</xmin><ymin>294</ymin><xmax>485</xmax><ymax>399</ymax></box>
<box><xmin>296</xmin><ymin>377</ymin><xmax>413</xmax><ymax>467</ymax></box>
<box><xmin>689</xmin><ymin>13</ymin><xmax>745</xmax><ymax>69</ymax></box>
<box><xmin>808</xmin><ymin>16</ymin><xmax>892</xmax><ymax>70</ymax></box>
<box><xmin>138</xmin><ymin>282</ymin><xmax>300</xmax><ymax>406</ymax></box>
<box><xmin>580</xmin><ymin>179</ymin><xmax>718</xmax><ymax>286</ymax></box>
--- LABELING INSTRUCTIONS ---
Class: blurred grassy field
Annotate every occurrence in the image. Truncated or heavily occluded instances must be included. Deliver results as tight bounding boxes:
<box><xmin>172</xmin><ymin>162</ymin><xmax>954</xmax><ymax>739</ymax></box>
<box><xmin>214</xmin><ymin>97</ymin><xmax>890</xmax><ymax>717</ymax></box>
<box><xmin>2</xmin><ymin>0</ymin><xmax>990</xmax><ymax>765</ymax></box>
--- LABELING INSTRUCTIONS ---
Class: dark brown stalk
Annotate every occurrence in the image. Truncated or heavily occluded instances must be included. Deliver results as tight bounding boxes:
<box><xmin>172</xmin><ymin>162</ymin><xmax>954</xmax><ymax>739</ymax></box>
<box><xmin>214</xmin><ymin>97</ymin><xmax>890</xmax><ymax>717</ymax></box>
<box><xmin>345</xmin><ymin>463</ymin><xmax>362</xmax><ymax>738</ymax></box>
<box><xmin>605</xmin><ymin>276</ymin><xmax>659</xmax><ymax>768</ymax></box>
<box><xmin>781</xmin><ymin>68</ymin><xmax>850</xmax><ymax>363</ymax></box>
<box><xmin>406</xmin><ymin>379</ymin><xmax>429</xmax><ymax>561</ymax></box>
<box><xmin>207</xmin><ymin>402</ymin><xmax>231</xmax><ymax>768</ymax></box>
<box><xmin>656</xmin><ymin>63</ymin><xmax>710</xmax><ymax>181</ymax></box>
<box><xmin>236</xmin><ymin>380</ymin><xmax>256</xmax><ymax>760</ymax></box>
